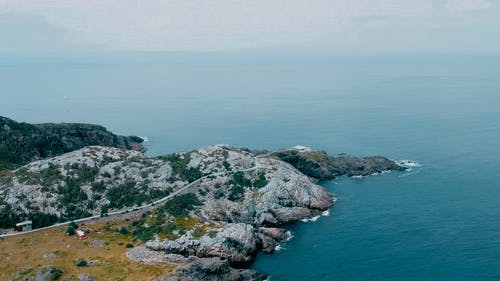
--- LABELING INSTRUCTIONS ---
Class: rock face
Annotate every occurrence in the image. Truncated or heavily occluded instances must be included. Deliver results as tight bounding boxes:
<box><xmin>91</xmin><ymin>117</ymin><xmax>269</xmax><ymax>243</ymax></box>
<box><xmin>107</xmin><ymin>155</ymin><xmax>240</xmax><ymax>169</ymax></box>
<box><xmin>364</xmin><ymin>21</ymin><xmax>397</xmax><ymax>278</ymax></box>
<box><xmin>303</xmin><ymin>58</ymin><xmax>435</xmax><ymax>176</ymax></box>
<box><xmin>258</xmin><ymin>227</ymin><xmax>289</xmax><ymax>253</ymax></box>
<box><xmin>146</xmin><ymin>223</ymin><xmax>258</xmax><ymax>266</ymax></box>
<box><xmin>0</xmin><ymin>116</ymin><xmax>145</xmax><ymax>169</ymax></box>
<box><xmin>158</xmin><ymin>257</ymin><xmax>267</xmax><ymax>281</ymax></box>
<box><xmin>273</xmin><ymin>146</ymin><xmax>406</xmax><ymax>179</ymax></box>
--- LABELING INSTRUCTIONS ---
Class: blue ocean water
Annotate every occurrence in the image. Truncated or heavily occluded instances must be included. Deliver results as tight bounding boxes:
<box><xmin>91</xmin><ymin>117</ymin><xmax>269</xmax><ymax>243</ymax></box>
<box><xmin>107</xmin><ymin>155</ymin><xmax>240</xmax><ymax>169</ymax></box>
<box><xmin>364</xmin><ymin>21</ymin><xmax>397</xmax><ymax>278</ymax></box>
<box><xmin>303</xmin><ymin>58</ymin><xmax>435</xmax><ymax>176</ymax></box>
<box><xmin>1</xmin><ymin>52</ymin><xmax>499</xmax><ymax>280</ymax></box>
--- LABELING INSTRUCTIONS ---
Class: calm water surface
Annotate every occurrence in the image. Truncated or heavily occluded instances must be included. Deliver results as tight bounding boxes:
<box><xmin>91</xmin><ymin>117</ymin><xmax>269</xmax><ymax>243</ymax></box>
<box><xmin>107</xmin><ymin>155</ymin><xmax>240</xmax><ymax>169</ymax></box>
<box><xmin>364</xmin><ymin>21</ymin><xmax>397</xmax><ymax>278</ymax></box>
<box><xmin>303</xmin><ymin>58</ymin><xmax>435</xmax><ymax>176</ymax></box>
<box><xmin>1</xmin><ymin>53</ymin><xmax>499</xmax><ymax>280</ymax></box>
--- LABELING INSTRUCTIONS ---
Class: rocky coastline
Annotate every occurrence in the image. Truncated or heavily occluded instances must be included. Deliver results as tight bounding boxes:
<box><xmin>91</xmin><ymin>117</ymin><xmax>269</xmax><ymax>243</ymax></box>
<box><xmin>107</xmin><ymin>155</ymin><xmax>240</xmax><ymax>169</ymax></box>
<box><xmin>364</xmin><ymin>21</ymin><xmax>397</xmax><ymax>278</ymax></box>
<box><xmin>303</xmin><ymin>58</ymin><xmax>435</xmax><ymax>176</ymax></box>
<box><xmin>0</xmin><ymin>117</ymin><xmax>406</xmax><ymax>281</ymax></box>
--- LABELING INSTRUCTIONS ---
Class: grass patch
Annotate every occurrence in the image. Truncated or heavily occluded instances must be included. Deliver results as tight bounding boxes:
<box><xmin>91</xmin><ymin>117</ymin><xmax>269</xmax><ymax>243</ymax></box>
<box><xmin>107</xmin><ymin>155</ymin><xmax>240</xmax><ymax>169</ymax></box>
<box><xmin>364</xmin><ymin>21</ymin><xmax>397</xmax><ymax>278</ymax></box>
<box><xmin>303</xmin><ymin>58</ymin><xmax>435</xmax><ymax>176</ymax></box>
<box><xmin>0</xmin><ymin>220</ymin><xmax>175</xmax><ymax>280</ymax></box>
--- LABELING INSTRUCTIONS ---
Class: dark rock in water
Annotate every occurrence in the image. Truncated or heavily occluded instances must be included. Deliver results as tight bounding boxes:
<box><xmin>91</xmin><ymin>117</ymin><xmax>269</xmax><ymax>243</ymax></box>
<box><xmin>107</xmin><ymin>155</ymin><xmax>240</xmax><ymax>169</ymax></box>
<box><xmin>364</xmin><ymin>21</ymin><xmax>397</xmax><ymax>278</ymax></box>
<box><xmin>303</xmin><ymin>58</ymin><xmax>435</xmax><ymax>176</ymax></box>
<box><xmin>258</xmin><ymin>227</ymin><xmax>289</xmax><ymax>254</ymax></box>
<box><xmin>159</xmin><ymin>257</ymin><xmax>267</xmax><ymax>281</ymax></box>
<box><xmin>0</xmin><ymin>116</ymin><xmax>145</xmax><ymax>169</ymax></box>
<box><xmin>273</xmin><ymin>147</ymin><xmax>406</xmax><ymax>179</ymax></box>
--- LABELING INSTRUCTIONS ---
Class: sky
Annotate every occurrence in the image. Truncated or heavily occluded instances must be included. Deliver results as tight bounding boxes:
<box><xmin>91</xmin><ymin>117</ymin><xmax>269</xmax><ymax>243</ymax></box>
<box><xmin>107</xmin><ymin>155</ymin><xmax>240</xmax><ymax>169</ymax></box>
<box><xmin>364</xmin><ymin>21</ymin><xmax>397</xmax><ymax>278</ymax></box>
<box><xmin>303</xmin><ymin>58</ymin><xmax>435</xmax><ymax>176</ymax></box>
<box><xmin>0</xmin><ymin>0</ymin><xmax>499</xmax><ymax>53</ymax></box>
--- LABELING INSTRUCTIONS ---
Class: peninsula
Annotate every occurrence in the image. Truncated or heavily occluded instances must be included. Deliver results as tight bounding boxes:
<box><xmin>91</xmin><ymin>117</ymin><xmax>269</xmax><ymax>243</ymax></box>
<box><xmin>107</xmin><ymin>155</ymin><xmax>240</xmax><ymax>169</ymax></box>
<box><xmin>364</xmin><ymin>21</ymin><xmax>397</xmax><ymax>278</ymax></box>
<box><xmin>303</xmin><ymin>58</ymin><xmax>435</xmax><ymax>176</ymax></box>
<box><xmin>0</xmin><ymin>117</ymin><xmax>406</xmax><ymax>280</ymax></box>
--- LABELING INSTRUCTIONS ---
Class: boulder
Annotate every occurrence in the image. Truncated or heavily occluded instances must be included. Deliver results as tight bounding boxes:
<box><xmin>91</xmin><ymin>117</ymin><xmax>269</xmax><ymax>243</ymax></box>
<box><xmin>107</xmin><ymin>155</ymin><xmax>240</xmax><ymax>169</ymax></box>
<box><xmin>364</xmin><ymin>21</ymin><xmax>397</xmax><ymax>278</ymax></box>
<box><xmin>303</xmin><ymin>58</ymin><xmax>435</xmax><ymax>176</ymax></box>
<box><xmin>146</xmin><ymin>223</ymin><xmax>258</xmax><ymax>267</ymax></box>
<box><xmin>158</xmin><ymin>257</ymin><xmax>267</xmax><ymax>281</ymax></box>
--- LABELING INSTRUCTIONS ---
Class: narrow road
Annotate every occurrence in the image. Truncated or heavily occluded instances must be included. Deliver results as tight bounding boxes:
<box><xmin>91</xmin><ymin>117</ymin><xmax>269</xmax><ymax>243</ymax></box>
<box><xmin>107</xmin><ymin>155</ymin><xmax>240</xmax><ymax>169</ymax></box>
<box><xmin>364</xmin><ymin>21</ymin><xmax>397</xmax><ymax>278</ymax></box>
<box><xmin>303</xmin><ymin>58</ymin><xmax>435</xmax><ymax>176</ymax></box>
<box><xmin>0</xmin><ymin>160</ymin><xmax>263</xmax><ymax>238</ymax></box>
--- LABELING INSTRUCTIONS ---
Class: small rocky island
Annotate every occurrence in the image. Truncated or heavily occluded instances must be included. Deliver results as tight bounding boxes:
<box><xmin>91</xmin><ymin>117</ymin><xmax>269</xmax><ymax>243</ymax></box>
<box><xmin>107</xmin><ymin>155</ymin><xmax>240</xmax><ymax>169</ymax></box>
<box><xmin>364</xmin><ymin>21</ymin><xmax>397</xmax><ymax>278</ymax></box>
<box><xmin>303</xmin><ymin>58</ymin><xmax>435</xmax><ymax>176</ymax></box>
<box><xmin>0</xmin><ymin>117</ymin><xmax>406</xmax><ymax>280</ymax></box>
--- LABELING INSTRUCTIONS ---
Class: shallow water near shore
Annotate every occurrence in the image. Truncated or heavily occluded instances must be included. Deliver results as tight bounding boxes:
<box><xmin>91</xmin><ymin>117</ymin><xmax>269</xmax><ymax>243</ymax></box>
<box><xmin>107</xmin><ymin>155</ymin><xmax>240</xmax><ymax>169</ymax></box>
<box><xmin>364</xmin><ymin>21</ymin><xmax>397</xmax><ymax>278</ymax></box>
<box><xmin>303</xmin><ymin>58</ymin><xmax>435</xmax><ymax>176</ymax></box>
<box><xmin>2</xmin><ymin>52</ymin><xmax>500</xmax><ymax>280</ymax></box>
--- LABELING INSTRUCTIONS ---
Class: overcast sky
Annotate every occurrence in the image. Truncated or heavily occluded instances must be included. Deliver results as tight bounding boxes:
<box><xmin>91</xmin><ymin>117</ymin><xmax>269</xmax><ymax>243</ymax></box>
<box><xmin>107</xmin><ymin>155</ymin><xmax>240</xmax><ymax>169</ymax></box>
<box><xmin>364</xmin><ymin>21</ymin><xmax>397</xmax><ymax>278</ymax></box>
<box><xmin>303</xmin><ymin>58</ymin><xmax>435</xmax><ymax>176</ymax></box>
<box><xmin>0</xmin><ymin>0</ymin><xmax>499</xmax><ymax>53</ymax></box>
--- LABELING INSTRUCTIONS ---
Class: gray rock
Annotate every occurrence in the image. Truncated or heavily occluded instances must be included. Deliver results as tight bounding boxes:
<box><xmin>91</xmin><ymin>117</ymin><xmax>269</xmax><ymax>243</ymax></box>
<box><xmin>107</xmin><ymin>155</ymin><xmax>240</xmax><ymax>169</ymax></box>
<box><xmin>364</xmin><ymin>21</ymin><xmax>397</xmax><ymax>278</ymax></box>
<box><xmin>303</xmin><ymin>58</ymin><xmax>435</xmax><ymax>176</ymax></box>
<box><xmin>147</xmin><ymin>223</ymin><xmax>258</xmax><ymax>267</ymax></box>
<box><xmin>158</xmin><ymin>257</ymin><xmax>267</xmax><ymax>281</ymax></box>
<box><xmin>77</xmin><ymin>274</ymin><xmax>96</xmax><ymax>281</ymax></box>
<box><xmin>257</xmin><ymin>227</ymin><xmax>289</xmax><ymax>253</ymax></box>
<box><xmin>274</xmin><ymin>147</ymin><xmax>406</xmax><ymax>179</ymax></box>
<box><xmin>127</xmin><ymin>246</ymin><xmax>188</xmax><ymax>265</ymax></box>
<box><xmin>41</xmin><ymin>252</ymin><xmax>58</xmax><ymax>259</ymax></box>
<box><xmin>91</xmin><ymin>239</ymin><xmax>106</xmax><ymax>248</ymax></box>
<box><xmin>271</xmin><ymin>207</ymin><xmax>312</xmax><ymax>224</ymax></box>
<box><xmin>17</xmin><ymin>265</ymin><xmax>63</xmax><ymax>281</ymax></box>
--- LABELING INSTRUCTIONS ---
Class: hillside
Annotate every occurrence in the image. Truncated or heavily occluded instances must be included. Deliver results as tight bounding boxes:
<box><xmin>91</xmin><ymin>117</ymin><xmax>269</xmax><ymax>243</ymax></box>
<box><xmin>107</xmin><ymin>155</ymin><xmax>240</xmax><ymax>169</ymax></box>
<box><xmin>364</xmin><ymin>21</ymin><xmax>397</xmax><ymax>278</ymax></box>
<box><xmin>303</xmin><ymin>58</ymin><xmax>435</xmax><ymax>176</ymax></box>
<box><xmin>0</xmin><ymin>144</ymin><xmax>405</xmax><ymax>280</ymax></box>
<box><xmin>0</xmin><ymin>116</ymin><xmax>145</xmax><ymax>170</ymax></box>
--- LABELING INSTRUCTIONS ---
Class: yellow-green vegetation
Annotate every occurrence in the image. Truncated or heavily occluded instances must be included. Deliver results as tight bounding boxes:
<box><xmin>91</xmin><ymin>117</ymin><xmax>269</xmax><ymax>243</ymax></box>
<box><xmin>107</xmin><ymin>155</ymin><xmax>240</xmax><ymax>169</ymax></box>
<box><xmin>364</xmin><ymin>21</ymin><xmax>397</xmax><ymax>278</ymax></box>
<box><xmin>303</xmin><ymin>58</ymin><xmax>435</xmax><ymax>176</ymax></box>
<box><xmin>0</xmin><ymin>221</ymin><xmax>176</xmax><ymax>281</ymax></box>
<box><xmin>128</xmin><ymin>198</ymin><xmax>222</xmax><ymax>243</ymax></box>
<box><xmin>174</xmin><ymin>217</ymin><xmax>199</xmax><ymax>233</ymax></box>
<box><xmin>130</xmin><ymin>208</ymin><xmax>201</xmax><ymax>242</ymax></box>
<box><xmin>191</xmin><ymin>222</ymin><xmax>223</xmax><ymax>240</ymax></box>
<box><xmin>307</xmin><ymin>151</ymin><xmax>327</xmax><ymax>162</ymax></box>
<box><xmin>0</xmin><ymin>169</ymin><xmax>12</xmax><ymax>177</ymax></box>
<box><xmin>0</xmin><ymin>169</ymin><xmax>13</xmax><ymax>186</ymax></box>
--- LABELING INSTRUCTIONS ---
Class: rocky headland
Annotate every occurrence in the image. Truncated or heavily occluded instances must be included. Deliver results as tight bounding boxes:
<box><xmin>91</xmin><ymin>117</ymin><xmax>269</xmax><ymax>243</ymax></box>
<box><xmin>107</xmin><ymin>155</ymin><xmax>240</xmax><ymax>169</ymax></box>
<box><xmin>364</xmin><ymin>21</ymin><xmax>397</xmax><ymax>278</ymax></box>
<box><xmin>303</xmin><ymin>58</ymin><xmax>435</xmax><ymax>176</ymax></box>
<box><xmin>0</xmin><ymin>116</ymin><xmax>145</xmax><ymax>170</ymax></box>
<box><xmin>0</xmin><ymin>118</ymin><xmax>407</xmax><ymax>281</ymax></box>
<box><xmin>273</xmin><ymin>145</ymin><xmax>406</xmax><ymax>179</ymax></box>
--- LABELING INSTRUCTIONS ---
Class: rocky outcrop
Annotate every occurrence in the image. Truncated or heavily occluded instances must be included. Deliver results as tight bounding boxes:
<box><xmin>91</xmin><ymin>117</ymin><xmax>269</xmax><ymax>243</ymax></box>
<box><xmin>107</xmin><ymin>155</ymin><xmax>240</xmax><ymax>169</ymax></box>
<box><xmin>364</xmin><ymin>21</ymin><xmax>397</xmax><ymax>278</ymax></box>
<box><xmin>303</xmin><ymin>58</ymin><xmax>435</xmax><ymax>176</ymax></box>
<box><xmin>127</xmin><ymin>246</ymin><xmax>189</xmax><ymax>265</ymax></box>
<box><xmin>158</xmin><ymin>257</ymin><xmax>267</xmax><ymax>281</ymax></box>
<box><xmin>14</xmin><ymin>265</ymin><xmax>63</xmax><ymax>281</ymax></box>
<box><xmin>258</xmin><ymin>227</ymin><xmax>289</xmax><ymax>253</ymax></box>
<box><xmin>273</xmin><ymin>146</ymin><xmax>406</xmax><ymax>179</ymax></box>
<box><xmin>0</xmin><ymin>116</ymin><xmax>145</xmax><ymax>169</ymax></box>
<box><xmin>146</xmin><ymin>223</ymin><xmax>258</xmax><ymax>266</ymax></box>
<box><xmin>77</xmin><ymin>275</ymin><xmax>96</xmax><ymax>281</ymax></box>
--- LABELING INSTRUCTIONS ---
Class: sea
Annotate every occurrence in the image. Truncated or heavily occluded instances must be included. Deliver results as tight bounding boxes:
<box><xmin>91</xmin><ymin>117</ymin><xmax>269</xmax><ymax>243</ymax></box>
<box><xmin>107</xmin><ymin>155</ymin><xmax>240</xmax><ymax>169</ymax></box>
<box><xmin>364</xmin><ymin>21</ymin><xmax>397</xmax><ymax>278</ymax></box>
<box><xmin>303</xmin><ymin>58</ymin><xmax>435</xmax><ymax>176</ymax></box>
<box><xmin>1</xmin><ymin>52</ymin><xmax>499</xmax><ymax>280</ymax></box>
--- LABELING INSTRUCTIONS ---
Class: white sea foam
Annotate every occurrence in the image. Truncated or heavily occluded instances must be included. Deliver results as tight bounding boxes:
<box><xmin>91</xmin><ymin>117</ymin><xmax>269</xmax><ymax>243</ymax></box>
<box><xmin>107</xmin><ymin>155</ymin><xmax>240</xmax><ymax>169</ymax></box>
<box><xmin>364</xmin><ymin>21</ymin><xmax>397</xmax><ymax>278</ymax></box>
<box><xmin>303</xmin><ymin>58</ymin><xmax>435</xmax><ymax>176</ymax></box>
<box><xmin>291</xmin><ymin>145</ymin><xmax>312</xmax><ymax>152</ymax></box>
<box><xmin>139</xmin><ymin>136</ymin><xmax>149</xmax><ymax>142</ymax></box>
<box><xmin>398</xmin><ymin>170</ymin><xmax>421</xmax><ymax>178</ymax></box>
<box><xmin>301</xmin><ymin>215</ymin><xmax>321</xmax><ymax>222</ymax></box>
<box><xmin>273</xmin><ymin>231</ymin><xmax>294</xmax><ymax>253</ymax></box>
<box><xmin>398</xmin><ymin>160</ymin><xmax>422</xmax><ymax>168</ymax></box>
<box><xmin>300</xmin><ymin>209</ymin><xmax>330</xmax><ymax>223</ymax></box>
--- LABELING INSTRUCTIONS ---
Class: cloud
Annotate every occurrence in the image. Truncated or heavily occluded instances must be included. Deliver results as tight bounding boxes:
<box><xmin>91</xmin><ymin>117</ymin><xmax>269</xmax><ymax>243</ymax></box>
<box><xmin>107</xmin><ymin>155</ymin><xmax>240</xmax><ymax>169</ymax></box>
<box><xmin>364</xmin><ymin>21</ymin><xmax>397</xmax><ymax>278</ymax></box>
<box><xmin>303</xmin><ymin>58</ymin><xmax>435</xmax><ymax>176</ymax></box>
<box><xmin>0</xmin><ymin>13</ymin><xmax>80</xmax><ymax>53</ymax></box>
<box><xmin>0</xmin><ymin>0</ymin><xmax>499</xmax><ymax>52</ymax></box>
<box><xmin>445</xmin><ymin>0</ymin><xmax>495</xmax><ymax>12</ymax></box>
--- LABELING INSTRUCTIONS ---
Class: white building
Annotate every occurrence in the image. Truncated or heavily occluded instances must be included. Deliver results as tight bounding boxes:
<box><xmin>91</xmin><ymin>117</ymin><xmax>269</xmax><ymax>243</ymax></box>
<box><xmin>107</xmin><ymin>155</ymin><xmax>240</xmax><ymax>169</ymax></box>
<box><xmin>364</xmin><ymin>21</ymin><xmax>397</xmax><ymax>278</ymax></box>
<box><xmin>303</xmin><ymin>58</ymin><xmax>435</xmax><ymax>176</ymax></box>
<box><xmin>16</xmin><ymin>220</ymin><xmax>32</xmax><ymax>232</ymax></box>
